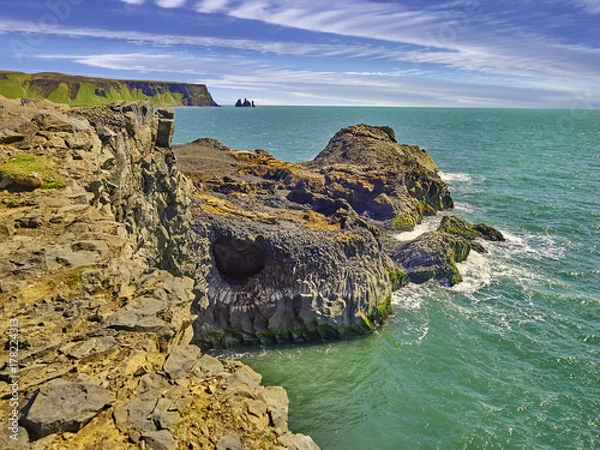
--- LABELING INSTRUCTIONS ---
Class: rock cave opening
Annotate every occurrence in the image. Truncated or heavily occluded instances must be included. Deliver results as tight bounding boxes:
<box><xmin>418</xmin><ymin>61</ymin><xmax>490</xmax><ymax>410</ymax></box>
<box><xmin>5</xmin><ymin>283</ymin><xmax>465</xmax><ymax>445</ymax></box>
<box><xmin>212</xmin><ymin>236</ymin><xmax>266</xmax><ymax>280</ymax></box>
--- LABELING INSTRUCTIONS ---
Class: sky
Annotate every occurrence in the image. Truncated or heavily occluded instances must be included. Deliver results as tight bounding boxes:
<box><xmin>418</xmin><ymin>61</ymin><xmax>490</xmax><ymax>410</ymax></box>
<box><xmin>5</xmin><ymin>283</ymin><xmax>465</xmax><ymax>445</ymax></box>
<box><xmin>1</xmin><ymin>0</ymin><xmax>599</xmax><ymax>107</ymax></box>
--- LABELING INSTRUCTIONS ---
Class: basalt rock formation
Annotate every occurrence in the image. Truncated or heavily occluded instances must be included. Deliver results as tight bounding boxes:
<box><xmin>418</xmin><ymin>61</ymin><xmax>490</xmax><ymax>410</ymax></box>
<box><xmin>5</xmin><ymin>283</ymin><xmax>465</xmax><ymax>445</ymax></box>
<box><xmin>174</xmin><ymin>124</ymin><xmax>458</xmax><ymax>347</ymax></box>
<box><xmin>293</xmin><ymin>124</ymin><xmax>453</xmax><ymax>227</ymax></box>
<box><xmin>235</xmin><ymin>98</ymin><xmax>255</xmax><ymax>107</ymax></box>
<box><xmin>0</xmin><ymin>96</ymin><xmax>317</xmax><ymax>449</ymax></box>
<box><xmin>175</xmin><ymin>138</ymin><xmax>393</xmax><ymax>348</ymax></box>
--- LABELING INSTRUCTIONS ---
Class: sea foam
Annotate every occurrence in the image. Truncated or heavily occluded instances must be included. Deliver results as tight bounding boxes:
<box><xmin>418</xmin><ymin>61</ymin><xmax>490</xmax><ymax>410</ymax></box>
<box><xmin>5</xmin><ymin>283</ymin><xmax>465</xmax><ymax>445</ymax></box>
<box><xmin>439</xmin><ymin>171</ymin><xmax>473</xmax><ymax>183</ymax></box>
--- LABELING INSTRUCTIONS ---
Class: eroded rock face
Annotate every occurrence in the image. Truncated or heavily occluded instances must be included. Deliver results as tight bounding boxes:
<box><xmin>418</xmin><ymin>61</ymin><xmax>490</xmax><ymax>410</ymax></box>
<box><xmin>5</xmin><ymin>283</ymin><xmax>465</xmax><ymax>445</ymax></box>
<box><xmin>193</xmin><ymin>216</ymin><xmax>392</xmax><ymax>347</ymax></box>
<box><xmin>175</xmin><ymin>137</ymin><xmax>395</xmax><ymax>348</ymax></box>
<box><xmin>0</xmin><ymin>96</ymin><xmax>319</xmax><ymax>449</ymax></box>
<box><xmin>0</xmin><ymin>96</ymin><xmax>193</xmax><ymax>275</ymax></box>
<box><xmin>299</xmin><ymin>124</ymin><xmax>454</xmax><ymax>222</ymax></box>
<box><xmin>176</xmin><ymin>124</ymin><xmax>458</xmax><ymax>347</ymax></box>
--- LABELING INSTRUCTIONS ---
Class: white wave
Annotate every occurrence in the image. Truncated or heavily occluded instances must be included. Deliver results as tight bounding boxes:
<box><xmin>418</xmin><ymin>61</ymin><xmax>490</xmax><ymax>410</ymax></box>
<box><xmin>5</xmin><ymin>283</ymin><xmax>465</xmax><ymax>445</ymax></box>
<box><xmin>392</xmin><ymin>215</ymin><xmax>442</xmax><ymax>241</ymax></box>
<box><xmin>452</xmin><ymin>250</ymin><xmax>493</xmax><ymax>294</ymax></box>
<box><xmin>392</xmin><ymin>288</ymin><xmax>423</xmax><ymax>310</ymax></box>
<box><xmin>495</xmin><ymin>229</ymin><xmax>565</xmax><ymax>261</ymax></box>
<box><xmin>439</xmin><ymin>171</ymin><xmax>473</xmax><ymax>183</ymax></box>
<box><xmin>453</xmin><ymin>202</ymin><xmax>476</xmax><ymax>213</ymax></box>
<box><xmin>392</xmin><ymin>282</ymin><xmax>440</xmax><ymax>310</ymax></box>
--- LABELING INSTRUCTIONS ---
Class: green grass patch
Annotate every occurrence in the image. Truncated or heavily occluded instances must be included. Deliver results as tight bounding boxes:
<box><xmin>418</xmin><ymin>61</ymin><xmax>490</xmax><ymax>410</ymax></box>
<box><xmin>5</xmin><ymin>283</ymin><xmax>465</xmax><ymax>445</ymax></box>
<box><xmin>47</xmin><ymin>82</ymin><xmax>71</xmax><ymax>104</ymax></box>
<box><xmin>0</xmin><ymin>155</ymin><xmax>66</xmax><ymax>189</ymax></box>
<box><xmin>0</xmin><ymin>71</ymin><xmax>212</xmax><ymax>106</ymax></box>
<box><xmin>3</xmin><ymin>194</ymin><xmax>19</xmax><ymax>208</ymax></box>
<box><xmin>359</xmin><ymin>311</ymin><xmax>374</xmax><ymax>331</ymax></box>
<box><xmin>66</xmin><ymin>265</ymin><xmax>97</xmax><ymax>286</ymax></box>
<box><xmin>0</xmin><ymin>74</ymin><xmax>26</xmax><ymax>98</ymax></box>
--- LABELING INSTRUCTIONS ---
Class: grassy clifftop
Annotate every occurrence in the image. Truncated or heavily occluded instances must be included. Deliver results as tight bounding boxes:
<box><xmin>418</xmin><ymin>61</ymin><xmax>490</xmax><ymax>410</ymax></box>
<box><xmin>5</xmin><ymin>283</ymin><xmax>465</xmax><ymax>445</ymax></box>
<box><xmin>0</xmin><ymin>71</ymin><xmax>219</xmax><ymax>107</ymax></box>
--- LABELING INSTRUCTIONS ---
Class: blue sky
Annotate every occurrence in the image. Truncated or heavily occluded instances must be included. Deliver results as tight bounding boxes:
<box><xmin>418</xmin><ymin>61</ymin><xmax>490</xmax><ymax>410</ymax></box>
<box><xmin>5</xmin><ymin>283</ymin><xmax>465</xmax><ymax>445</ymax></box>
<box><xmin>1</xmin><ymin>0</ymin><xmax>599</xmax><ymax>107</ymax></box>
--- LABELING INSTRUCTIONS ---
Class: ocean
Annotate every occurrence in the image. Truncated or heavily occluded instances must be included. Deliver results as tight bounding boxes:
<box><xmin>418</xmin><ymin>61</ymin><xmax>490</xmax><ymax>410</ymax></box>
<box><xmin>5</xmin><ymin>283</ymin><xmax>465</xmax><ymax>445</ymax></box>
<box><xmin>173</xmin><ymin>107</ymin><xmax>599</xmax><ymax>449</ymax></box>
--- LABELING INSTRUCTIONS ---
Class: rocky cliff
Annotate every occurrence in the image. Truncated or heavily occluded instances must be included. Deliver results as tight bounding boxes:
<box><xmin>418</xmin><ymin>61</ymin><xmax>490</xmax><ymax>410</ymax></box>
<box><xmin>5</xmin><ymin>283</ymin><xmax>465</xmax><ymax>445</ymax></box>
<box><xmin>0</xmin><ymin>96</ymin><xmax>316</xmax><ymax>449</ymax></box>
<box><xmin>0</xmin><ymin>71</ymin><xmax>219</xmax><ymax>107</ymax></box>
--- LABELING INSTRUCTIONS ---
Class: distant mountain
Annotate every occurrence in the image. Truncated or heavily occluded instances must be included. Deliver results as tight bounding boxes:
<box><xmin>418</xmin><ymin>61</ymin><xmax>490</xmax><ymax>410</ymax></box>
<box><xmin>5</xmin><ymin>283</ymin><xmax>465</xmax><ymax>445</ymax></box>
<box><xmin>0</xmin><ymin>71</ymin><xmax>219</xmax><ymax>107</ymax></box>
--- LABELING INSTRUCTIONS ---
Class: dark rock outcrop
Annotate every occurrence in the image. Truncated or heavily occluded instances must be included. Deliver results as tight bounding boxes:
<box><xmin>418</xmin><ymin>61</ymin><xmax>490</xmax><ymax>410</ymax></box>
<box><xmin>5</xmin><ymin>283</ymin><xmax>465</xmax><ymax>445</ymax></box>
<box><xmin>235</xmin><ymin>98</ymin><xmax>255</xmax><ymax>107</ymax></box>
<box><xmin>391</xmin><ymin>232</ymin><xmax>471</xmax><ymax>286</ymax></box>
<box><xmin>194</xmin><ymin>216</ymin><xmax>392</xmax><ymax>347</ymax></box>
<box><xmin>391</xmin><ymin>216</ymin><xmax>505</xmax><ymax>286</ymax></box>
<box><xmin>438</xmin><ymin>215</ymin><xmax>505</xmax><ymax>242</ymax></box>
<box><xmin>295</xmin><ymin>124</ymin><xmax>453</xmax><ymax>225</ymax></box>
<box><xmin>174</xmin><ymin>125</ymin><xmax>503</xmax><ymax>345</ymax></box>
<box><xmin>175</xmin><ymin>137</ymin><xmax>394</xmax><ymax>347</ymax></box>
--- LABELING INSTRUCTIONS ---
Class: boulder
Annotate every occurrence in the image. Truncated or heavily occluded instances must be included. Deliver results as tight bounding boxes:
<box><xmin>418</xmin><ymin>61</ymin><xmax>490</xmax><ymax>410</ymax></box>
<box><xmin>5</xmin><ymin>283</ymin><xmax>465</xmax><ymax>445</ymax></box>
<box><xmin>142</xmin><ymin>430</ymin><xmax>177</xmax><ymax>450</ymax></box>
<box><xmin>278</xmin><ymin>433</ymin><xmax>320</xmax><ymax>450</ymax></box>
<box><xmin>391</xmin><ymin>231</ymin><xmax>471</xmax><ymax>286</ymax></box>
<box><xmin>163</xmin><ymin>345</ymin><xmax>202</xmax><ymax>381</ymax></box>
<box><xmin>216</xmin><ymin>433</ymin><xmax>243</xmax><ymax>450</ymax></box>
<box><xmin>19</xmin><ymin>379</ymin><xmax>113</xmax><ymax>440</ymax></box>
<box><xmin>438</xmin><ymin>215</ymin><xmax>505</xmax><ymax>242</ymax></box>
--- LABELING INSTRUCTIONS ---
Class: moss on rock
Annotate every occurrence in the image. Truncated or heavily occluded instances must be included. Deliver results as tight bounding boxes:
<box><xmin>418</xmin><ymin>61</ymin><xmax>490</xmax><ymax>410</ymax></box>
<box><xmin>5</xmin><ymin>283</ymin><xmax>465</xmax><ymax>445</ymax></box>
<box><xmin>0</xmin><ymin>155</ymin><xmax>66</xmax><ymax>190</ymax></box>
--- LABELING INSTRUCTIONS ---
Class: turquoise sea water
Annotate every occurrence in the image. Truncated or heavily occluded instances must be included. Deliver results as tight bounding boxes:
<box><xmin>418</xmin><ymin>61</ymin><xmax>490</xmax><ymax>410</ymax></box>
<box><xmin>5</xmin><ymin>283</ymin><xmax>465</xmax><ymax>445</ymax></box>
<box><xmin>174</xmin><ymin>107</ymin><xmax>600</xmax><ymax>449</ymax></box>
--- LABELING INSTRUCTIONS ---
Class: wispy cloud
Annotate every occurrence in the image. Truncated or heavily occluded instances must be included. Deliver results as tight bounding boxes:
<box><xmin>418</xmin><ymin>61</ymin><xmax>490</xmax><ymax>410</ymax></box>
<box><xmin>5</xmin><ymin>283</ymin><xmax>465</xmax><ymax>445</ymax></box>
<box><xmin>572</xmin><ymin>0</ymin><xmax>600</xmax><ymax>14</ymax></box>
<box><xmin>196</xmin><ymin>0</ymin><xmax>230</xmax><ymax>13</ymax></box>
<box><xmin>212</xmin><ymin>0</ymin><xmax>600</xmax><ymax>82</ymax></box>
<box><xmin>35</xmin><ymin>51</ymin><xmax>597</xmax><ymax>108</ymax></box>
<box><xmin>3</xmin><ymin>15</ymin><xmax>599</xmax><ymax>85</ymax></box>
<box><xmin>155</xmin><ymin>0</ymin><xmax>187</xmax><ymax>7</ymax></box>
<box><xmin>2</xmin><ymin>0</ymin><xmax>599</xmax><ymax>106</ymax></box>
<box><xmin>0</xmin><ymin>18</ymin><xmax>416</xmax><ymax>61</ymax></box>
<box><xmin>119</xmin><ymin>0</ymin><xmax>189</xmax><ymax>7</ymax></box>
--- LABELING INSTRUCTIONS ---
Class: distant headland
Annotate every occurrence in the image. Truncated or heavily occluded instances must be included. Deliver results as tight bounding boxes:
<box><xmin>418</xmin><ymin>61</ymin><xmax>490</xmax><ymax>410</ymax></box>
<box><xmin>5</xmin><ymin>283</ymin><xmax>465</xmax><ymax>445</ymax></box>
<box><xmin>0</xmin><ymin>71</ymin><xmax>219</xmax><ymax>107</ymax></box>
